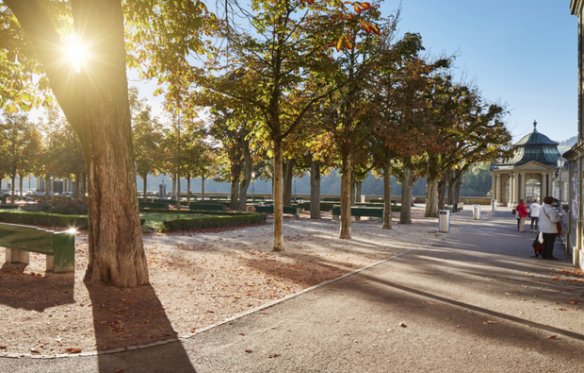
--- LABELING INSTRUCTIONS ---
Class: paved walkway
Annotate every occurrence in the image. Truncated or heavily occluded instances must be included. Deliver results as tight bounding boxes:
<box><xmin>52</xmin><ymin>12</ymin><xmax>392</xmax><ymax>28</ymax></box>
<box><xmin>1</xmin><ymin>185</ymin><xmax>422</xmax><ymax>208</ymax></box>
<box><xmin>2</xmin><ymin>210</ymin><xmax>584</xmax><ymax>372</ymax></box>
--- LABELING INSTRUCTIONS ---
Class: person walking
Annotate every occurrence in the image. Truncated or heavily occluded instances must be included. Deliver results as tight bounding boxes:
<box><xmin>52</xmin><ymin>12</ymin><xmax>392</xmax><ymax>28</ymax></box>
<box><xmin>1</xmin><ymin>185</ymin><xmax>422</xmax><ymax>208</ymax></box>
<box><xmin>529</xmin><ymin>198</ymin><xmax>541</xmax><ymax>233</ymax></box>
<box><xmin>539</xmin><ymin>196</ymin><xmax>563</xmax><ymax>260</ymax></box>
<box><xmin>516</xmin><ymin>199</ymin><xmax>528</xmax><ymax>233</ymax></box>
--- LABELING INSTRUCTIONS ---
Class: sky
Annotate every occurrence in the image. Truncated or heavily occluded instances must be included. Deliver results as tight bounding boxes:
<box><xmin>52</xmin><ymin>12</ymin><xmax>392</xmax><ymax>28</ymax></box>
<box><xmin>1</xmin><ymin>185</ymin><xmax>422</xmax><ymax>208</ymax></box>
<box><xmin>391</xmin><ymin>0</ymin><xmax>578</xmax><ymax>143</ymax></box>
<box><xmin>40</xmin><ymin>0</ymin><xmax>577</xmax><ymax>145</ymax></box>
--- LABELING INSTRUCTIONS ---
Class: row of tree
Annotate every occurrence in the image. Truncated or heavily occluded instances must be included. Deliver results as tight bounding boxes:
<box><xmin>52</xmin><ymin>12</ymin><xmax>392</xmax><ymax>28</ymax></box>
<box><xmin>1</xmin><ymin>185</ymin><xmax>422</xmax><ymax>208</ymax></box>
<box><xmin>0</xmin><ymin>0</ymin><xmax>512</xmax><ymax>287</ymax></box>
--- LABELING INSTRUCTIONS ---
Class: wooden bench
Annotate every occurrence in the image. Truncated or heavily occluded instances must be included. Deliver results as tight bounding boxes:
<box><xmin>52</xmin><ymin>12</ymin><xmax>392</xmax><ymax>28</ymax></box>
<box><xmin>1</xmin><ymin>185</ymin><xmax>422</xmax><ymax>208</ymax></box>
<box><xmin>188</xmin><ymin>203</ymin><xmax>226</xmax><ymax>212</ymax></box>
<box><xmin>296</xmin><ymin>202</ymin><xmax>336</xmax><ymax>212</ymax></box>
<box><xmin>209</xmin><ymin>196</ymin><xmax>229</xmax><ymax>200</ymax></box>
<box><xmin>457</xmin><ymin>202</ymin><xmax>464</xmax><ymax>211</ymax></box>
<box><xmin>0</xmin><ymin>223</ymin><xmax>75</xmax><ymax>272</ymax></box>
<box><xmin>332</xmin><ymin>206</ymin><xmax>384</xmax><ymax>223</ymax></box>
<box><xmin>323</xmin><ymin>197</ymin><xmax>341</xmax><ymax>202</ymax></box>
<box><xmin>255</xmin><ymin>205</ymin><xmax>300</xmax><ymax>219</ymax></box>
<box><xmin>139</xmin><ymin>202</ymin><xmax>170</xmax><ymax>210</ymax></box>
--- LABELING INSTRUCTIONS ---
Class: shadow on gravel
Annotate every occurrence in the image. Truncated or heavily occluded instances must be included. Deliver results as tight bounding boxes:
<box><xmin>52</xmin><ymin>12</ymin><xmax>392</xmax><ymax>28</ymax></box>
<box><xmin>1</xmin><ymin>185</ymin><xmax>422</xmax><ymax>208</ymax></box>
<box><xmin>86</xmin><ymin>282</ymin><xmax>196</xmax><ymax>373</ymax></box>
<box><xmin>0</xmin><ymin>263</ymin><xmax>75</xmax><ymax>311</ymax></box>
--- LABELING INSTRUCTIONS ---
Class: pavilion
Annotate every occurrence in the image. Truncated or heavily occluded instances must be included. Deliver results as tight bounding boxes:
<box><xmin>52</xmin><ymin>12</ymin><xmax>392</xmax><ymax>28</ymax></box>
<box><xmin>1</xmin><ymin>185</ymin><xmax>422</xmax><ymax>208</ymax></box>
<box><xmin>490</xmin><ymin>121</ymin><xmax>567</xmax><ymax>207</ymax></box>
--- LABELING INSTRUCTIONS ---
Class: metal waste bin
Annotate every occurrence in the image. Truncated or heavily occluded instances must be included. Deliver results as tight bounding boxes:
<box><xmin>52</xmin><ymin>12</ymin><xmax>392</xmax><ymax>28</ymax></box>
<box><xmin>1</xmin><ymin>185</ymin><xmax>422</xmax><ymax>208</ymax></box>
<box><xmin>439</xmin><ymin>210</ymin><xmax>450</xmax><ymax>233</ymax></box>
<box><xmin>491</xmin><ymin>199</ymin><xmax>497</xmax><ymax>211</ymax></box>
<box><xmin>473</xmin><ymin>205</ymin><xmax>481</xmax><ymax>220</ymax></box>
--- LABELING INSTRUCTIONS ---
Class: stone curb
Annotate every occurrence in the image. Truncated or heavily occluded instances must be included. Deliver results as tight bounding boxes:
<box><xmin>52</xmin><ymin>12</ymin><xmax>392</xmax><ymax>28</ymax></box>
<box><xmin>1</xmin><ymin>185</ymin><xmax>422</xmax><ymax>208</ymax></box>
<box><xmin>0</xmin><ymin>221</ymin><xmax>464</xmax><ymax>360</ymax></box>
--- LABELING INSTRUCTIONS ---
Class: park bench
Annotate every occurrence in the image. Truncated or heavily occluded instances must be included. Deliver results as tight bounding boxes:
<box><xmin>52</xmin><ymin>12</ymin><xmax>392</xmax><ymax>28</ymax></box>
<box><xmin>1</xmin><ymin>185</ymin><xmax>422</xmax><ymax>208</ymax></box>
<box><xmin>323</xmin><ymin>197</ymin><xmax>341</xmax><ymax>202</ymax></box>
<box><xmin>332</xmin><ymin>206</ymin><xmax>383</xmax><ymax>223</ymax></box>
<box><xmin>296</xmin><ymin>202</ymin><xmax>336</xmax><ymax>212</ymax></box>
<box><xmin>457</xmin><ymin>202</ymin><xmax>464</xmax><ymax>211</ymax></box>
<box><xmin>188</xmin><ymin>203</ymin><xmax>226</xmax><ymax>212</ymax></box>
<box><xmin>446</xmin><ymin>203</ymin><xmax>464</xmax><ymax>213</ymax></box>
<box><xmin>209</xmin><ymin>195</ymin><xmax>229</xmax><ymax>200</ymax></box>
<box><xmin>255</xmin><ymin>205</ymin><xmax>300</xmax><ymax>219</ymax></box>
<box><xmin>139</xmin><ymin>202</ymin><xmax>170</xmax><ymax>210</ymax></box>
<box><xmin>0</xmin><ymin>222</ymin><xmax>75</xmax><ymax>272</ymax></box>
<box><xmin>246</xmin><ymin>196</ymin><xmax>266</xmax><ymax>200</ymax></box>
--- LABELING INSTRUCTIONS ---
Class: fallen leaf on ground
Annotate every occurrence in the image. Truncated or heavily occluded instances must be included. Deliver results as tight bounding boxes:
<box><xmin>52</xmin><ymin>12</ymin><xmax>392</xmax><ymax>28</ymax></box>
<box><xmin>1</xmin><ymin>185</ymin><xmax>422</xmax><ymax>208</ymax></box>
<box><xmin>66</xmin><ymin>347</ymin><xmax>82</xmax><ymax>354</ymax></box>
<box><xmin>485</xmin><ymin>321</ymin><xmax>499</xmax><ymax>324</ymax></box>
<box><xmin>245</xmin><ymin>349</ymin><xmax>252</xmax><ymax>353</ymax></box>
<box><xmin>546</xmin><ymin>335</ymin><xmax>557</xmax><ymax>339</ymax></box>
<box><xmin>399</xmin><ymin>323</ymin><xmax>406</xmax><ymax>327</ymax></box>
<box><xmin>268</xmin><ymin>354</ymin><xmax>281</xmax><ymax>358</ymax></box>
<box><xmin>114</xmin><ymin>369</ymin><xmax>126</xmax><ymax>373</ymax></box>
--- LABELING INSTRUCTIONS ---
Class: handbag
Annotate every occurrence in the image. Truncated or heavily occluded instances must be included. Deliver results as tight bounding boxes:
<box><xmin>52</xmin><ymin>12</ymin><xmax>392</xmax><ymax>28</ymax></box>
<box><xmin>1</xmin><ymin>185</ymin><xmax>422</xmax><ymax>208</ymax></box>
<box><xmin>542</xmin><ymin>207</ymin><xmax>562</xmax><ymax>237</ymax></box>
<box><xmin>532</xmin><ymin>235</ymin><xmax>541</xmax><ymax>257</ymax></box>
<box><xmin>511</xmin><ymin>208</ymin><xmax>516</xmax><ymax>214</ymax></box>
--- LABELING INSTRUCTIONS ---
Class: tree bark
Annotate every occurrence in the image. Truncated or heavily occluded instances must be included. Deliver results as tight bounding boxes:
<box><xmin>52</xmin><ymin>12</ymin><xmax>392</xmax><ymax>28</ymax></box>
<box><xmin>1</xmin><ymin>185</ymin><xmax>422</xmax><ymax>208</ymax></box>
<box><xmin>382</xmin><ymin>164</ymin><xmax>392</xmax><ymax>230</ymax></box>
<box><xmin>176</xmin><ymin>173</ymin><xmax>181</xmax><ymax>210</ymax></box>
<box><xmin>201</xmin><ymin>174</ymin><xmax>205</xmax><ymax>200</ymax></box>
<box><xmin>454</xmin><ymin>176</ymin><xmax>462</xmax><ymax>204</ymax></box>
<box><xmin>6</xmin><ymin>0</ymin><xmax>149</xmax><ymax>287</ymax></box>
<box><xmin>238</xmin><ymin>140</ymin><xmax>252</xmax><ymax>211</ymax></box>
<box><xmin>447</xmin><ymin>171</ymin><xmax>455</xmax><ymax>206</ymax></box>
<box><xmin>142</xmin><ymin>174</ymin><xmax>147</xmax><ymax>201</ymax></box>
<box><xmin>350</xmin><ymin>173</ymin><xmax>356</xmax><ymax>206</ymax></box>
<box><xmin>187</xmin><ymin>174</ymin><xmax>191</xmax><ymax>207</ymax></box>
<box><xmin>171</xmin><ymin>174</ymin><xmax>176</xmax><ymax>199</ymax></box>
<box><xmin>283</xmin><ymin>160</ymin><xmax>294</xmax><ymax>207</ymax></box>
<box><xmin>45</xmin><ymin>174</ymin><xmax>50</xmax><ymax>199</ymax></box>
<box><xmin>230</xmin><ymin>178</ymin><xmax>239</xmax><ymax>210</ymax></box>
<box><xmin>19</xmin><ymin>174</ymin><xmax>23</xmax><ymax>199</ymax></box>
<box><xmin>309</xmin><ymin>158</ymin><xmax>321</xmax><ymax>219</ymax></box>
<box><xmin>11</xmin><ymin>174</ymin><xmax>15</xmax><ymax>203</ymax></box>
<box><xmin>339</xmin><ymin>152</ymin><xmax>352</xmax><ymax>239</ymax></box>
<box><xmin>400</xmin><ymin>163</ymin><xmax>413</xmax><ymax>224</ymax></box>
<box><xmin>273</xmin><ymin>140</ymin><xmax>284</xmax><ymax>251</ymax></box>
<box><xmin>424</xmin><ymin>155</ymin><xmax>439</xmax><ymax>218</ymax></box>
<box><xmin>355</xmin><ymin>180</ymin><xmax>362</xmax><ymax>204</ymax></box>
<box><xmin>438</xmin><ymin>177</ymin><xmax>446</xmax><ymax>210</ymax></box>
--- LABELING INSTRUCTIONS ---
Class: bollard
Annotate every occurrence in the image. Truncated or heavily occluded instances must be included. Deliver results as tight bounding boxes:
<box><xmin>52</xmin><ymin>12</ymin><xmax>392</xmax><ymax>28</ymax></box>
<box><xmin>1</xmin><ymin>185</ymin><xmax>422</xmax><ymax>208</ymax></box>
<box><xmin>439</xmin><ymin>210</ymin><xmax>450</xmax><ymax>233</ymax></box>
<box><xmin>491</xmin><ymin>199</ymin><xmax>497</xmax><ymax>212</ymax></box>
<box><xmin>473</xmin><ymin>205</ymin><xmax>481</xmax><ymax>220</ymax></box>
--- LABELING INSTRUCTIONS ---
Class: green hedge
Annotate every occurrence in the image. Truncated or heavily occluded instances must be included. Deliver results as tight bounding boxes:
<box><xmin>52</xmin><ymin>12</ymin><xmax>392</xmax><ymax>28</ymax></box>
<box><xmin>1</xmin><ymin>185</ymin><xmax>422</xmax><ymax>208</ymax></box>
<box><xmin>0</xmin><ymin>204</ymin><xmax>20</xmax><ymax>210</ymax></box>
<box><xmin>162</xmin><ymin>212</ymin><xmax>267</xmax><ymax>232</ymax></box>
<box><xmin>0</xmin><ymin>211</ymin><xmax>145</xmax><ymax>229</ymax></box>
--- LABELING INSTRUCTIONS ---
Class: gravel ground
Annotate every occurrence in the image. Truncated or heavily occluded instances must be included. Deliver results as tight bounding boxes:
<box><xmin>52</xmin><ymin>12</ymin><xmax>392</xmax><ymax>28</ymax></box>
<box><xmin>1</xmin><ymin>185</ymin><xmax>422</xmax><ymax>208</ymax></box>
<box><xmin>0</xmin><ymin>205</ymin><xmax>476</xmax><ymax>355</ymax></box>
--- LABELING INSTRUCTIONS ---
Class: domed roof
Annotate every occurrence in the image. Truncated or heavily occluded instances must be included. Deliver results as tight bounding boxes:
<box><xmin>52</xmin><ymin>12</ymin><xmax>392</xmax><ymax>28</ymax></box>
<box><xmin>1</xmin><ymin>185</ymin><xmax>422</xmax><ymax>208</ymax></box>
<box><xmin>491</xmin><ymin>120</ymin><xmax>564</xmax><ymax>170</ymax></box>
<box><xmin>514</xmin><ymin>121</ymin><xmax>558</xmax><ymax>146</ymax></box>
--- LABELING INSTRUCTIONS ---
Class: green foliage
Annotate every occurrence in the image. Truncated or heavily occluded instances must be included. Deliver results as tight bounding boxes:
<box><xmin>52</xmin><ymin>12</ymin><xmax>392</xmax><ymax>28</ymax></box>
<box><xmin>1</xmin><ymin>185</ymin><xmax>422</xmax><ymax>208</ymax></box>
<box><xmin>0</xmin><ymin>210</ymin><xmax>89</xmax><ymax>228</ymax></box>
<box><xmin>162</xmin><ymin>212</ymin><xmax>267</xmax><ymax>232</ymax></box>
<box><xmin>21</xmin><ymin>196</ymin><xmax>88</xmax><ymax>214</ymax></box>
<box><xmin>460</xmin><ymin>163</ymin><xmax>492</xmax><ymax>197</ymax></box>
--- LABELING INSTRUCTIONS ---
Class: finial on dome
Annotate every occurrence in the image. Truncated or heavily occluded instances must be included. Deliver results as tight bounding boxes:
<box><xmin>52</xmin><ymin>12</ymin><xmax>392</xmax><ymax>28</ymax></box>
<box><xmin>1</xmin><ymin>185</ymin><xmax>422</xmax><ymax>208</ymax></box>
<box><xmin>533</xmin><ymin>120</ymin><xmax>537</xmax><ymax>129</ymax></box>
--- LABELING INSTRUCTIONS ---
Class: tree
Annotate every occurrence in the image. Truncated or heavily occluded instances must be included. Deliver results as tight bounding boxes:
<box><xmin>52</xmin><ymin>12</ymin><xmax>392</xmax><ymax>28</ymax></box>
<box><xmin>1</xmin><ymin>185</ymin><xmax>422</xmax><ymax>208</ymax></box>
<box><xmin>0</xmin><ymin>112</ymin><xmax>28</xmax><ymax>202</ymax></box>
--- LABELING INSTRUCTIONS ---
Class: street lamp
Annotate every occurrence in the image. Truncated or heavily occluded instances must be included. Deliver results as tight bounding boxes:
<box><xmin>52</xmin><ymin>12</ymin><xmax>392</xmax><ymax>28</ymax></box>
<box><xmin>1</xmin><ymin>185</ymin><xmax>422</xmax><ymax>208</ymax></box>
<box><xmin>556</xmin><ymin>157</ymin><xmax>566</xmax><ymax>211</ymax></box>
<box><xmin>251</xmin><ymin>172</ymin><xmax>256</xmax><ymax>203</ymax></box>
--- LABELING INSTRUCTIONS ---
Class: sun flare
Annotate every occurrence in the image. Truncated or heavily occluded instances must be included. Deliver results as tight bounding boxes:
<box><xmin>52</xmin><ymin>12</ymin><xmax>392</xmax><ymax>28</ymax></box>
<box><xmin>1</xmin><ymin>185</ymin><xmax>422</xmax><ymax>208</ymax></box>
<box><xmin>64</xmin><ymin>42</ymin><xmax>87</xmax><ymax>72</ymax></box>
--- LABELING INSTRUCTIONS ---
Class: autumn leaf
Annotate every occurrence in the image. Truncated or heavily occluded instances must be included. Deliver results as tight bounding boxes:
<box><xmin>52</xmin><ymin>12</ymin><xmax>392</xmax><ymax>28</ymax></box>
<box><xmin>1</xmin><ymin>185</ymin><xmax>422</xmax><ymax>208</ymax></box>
<box><xmin>360</xmin><ymin>2</ymin><xmax>371</xmax><ymax>10</ymax></box>
<box><xmin>546</xmin><ymin>335</ymin><xmax>557</xmax><ymax>339</ymax></box>
<box><xmin>114</xmin><ymin>369</ymin><xmax>126</xmax><ymax>373</ymax></box>
<box><xmin>336</xmin><ymin>38</ymin><xmax>343</xmax><ymax>52</ymax></box>
<box><xmin>66</xmin><ymin>347</ymin><xmax>82</xmax><ymax>354</ymax></box>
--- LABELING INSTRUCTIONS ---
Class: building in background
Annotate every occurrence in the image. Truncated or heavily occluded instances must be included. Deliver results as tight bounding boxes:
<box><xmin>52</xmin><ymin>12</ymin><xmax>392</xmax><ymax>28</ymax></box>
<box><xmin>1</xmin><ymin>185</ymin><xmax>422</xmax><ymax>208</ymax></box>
<box><xmin>490</xmin><ymin>121</ymin><xmax>567</xmax><ymax>207</ymax></box>
<box><xmin>566</xmin><ymin>0</ymin><xmax>584</xmax><ymax>269</ymax></box>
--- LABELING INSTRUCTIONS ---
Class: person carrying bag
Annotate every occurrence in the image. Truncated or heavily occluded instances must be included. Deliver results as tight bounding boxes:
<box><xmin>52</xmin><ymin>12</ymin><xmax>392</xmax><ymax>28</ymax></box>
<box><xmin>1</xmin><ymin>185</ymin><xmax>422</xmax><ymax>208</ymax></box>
<box><xmin>538</xmin><ymin>196</ymin><xmax>563</xmax><ymax>260</ymax></box>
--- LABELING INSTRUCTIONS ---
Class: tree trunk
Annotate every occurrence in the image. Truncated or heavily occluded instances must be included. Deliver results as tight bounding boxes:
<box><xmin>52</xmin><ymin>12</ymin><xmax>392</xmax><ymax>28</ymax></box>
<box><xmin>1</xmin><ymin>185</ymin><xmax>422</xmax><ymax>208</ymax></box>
<box><xmin>201</xmin><ymin>174</ymin><xmax>205</xmax><ymax>200</ymax></box>
<box><xmin>350</xmin><ymin>173</ymin><xmax>356</xmax><ymax>206</ymax></box>
<box><xmin>339</xmin><ymin>152</ymin><xmax>352</xmax><ymax>239</ymax></box>
<box><xmin>5</xmin><ymin>1</ymin><xmax>150</xmax><ymax>287</ymax></box>
<box><xmin>382</xmin><ymin>164</ymin><xmax>392</xmax><ymax>230</ymax></box>
<box><xmin>424</xmin><ymin>156</ymin><xmax>439</xmax><ymax>218</ymax></box>
<box><xmin>238</xmin><ymin>140</ymin><xmax>252</xmax><ymax>211</ymax></box>
<box><xmin>273</xmin><ymin>139</ymin><xmax>284</xmax><ymax>251</ymax></box>
<box><xmin>447</xmin><ymin>171</ymin><xmax>455</xmax><ymax>205</ymax></box>
<box><xmin>187</xmin><ymin>174</ymin><xmax>191</xmax><ymax>207</ymax></box>
<box><xmin>19</xmin><ymin>174</ymin><xmax>23</xmax><ymax>199</ymax></box>
<box><xmin>176</xmin><ymin>172</ymin><xmax>181</xmax><ymax>211</ymax></box>
<box><xmin>142</xmin><ymin>174</ymin><xmax>147</xmax><ymax>201</ymax></box>
<box><xmin>355</xmin><ymin>180</ymin><xmax>362</xmax><ymax>204</ymax></box>
<box><xmin>11</xmin><ymin>174</ymin><xmax>15</xmax><ymax>203</ymax></box>
<box><xmin>400</xmin><ymin>163</ymin><xmax>413</xmax><ymax>224</ymax></box>
<box><xmin>171</xmin><ymin>174</ymin><xmax>176</xmax><ymax>199</ymax></box>
<box><xmin>82</xmin><ymin>173</ymin><xmax>87</xmax><ymax>197</ymax></box>
<box><xmin>454</xmin><ymin>176</ymin><xmax>462</xmax><ymax>204</ymax></box>
<box><xmin>45</xmin><ymin>174</ymin><xmax>50</xmax><ymax>199</ymax></box>
<box><xmin>230</xmin><ymin>178</ymin><xmax>239</xmax><ymax>210</ymax></box>
<box><xmin>283</xmin><ymin>160</ymin><xmax>293</xmax><ymax>207</ymax></box>
<box><xmin>310</xmin><ymin>158</ymin><xmax>321</xmax><ymax>219</ymax></box>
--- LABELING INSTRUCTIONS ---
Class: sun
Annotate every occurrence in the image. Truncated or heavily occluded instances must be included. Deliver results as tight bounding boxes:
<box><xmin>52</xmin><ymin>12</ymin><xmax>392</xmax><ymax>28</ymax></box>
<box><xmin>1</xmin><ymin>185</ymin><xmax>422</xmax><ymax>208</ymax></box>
<box><xmin>64</xmin><ymin>42</ymin><xmax>87</xmax><ymax>72</ymax></box>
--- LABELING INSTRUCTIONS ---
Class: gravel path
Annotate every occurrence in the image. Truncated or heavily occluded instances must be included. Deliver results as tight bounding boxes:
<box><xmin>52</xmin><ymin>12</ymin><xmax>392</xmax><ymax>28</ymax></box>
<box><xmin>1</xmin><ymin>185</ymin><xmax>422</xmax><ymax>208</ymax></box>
<box><xmin>2</xmin><ymin>208</ymin><xmax>583</xmax><ymax>372</ymax></box>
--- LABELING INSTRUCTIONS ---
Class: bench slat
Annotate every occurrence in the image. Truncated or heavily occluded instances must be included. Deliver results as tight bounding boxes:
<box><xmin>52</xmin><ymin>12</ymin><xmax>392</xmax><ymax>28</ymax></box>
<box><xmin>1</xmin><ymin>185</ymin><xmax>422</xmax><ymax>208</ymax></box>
<box><xmin>0</xmin><ymin>223</ymin><xmax>53</xmax><ymax>255</ymax></box>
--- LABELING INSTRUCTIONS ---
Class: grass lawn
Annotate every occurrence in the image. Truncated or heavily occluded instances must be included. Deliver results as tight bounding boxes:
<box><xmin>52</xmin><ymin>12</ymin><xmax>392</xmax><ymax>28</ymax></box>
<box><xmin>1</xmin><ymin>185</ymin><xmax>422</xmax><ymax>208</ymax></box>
<box><xmin>140</xmin><ymin>212</ymin><xmax>212</xmax><ymax>232</ymax></box>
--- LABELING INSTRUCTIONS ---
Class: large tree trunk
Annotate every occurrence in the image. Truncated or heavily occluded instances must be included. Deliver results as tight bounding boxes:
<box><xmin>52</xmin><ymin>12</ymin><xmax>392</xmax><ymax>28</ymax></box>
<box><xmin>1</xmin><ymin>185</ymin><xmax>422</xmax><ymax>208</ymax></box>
<box><xmin>171</xmin><ymin>174</ymin><xmax>176</xmax><ymax>199</ymax></box>
<box><xmin>382</xmin><ymin>164</ymin><xmax>392</xmax><ymax>230</ymax></box>
<box><xmin>273</xmin><ymin>139</ymin><xmax>284</xmax><ymax>251</ymax></box>
<box><xmin>19</xmin><ymin>174</ymin><xmax>23</xmax><ymax>199</ymax></box>
<box><xmin>310</xmin><ymin>158</ymin><xmax>321</xmax><ymax>219</ymax></box>
<box><xmin>400</xmin><ymin>163</ymin><xmax>413</xmax><ymax>224</ymax></box>
<box><xmin>229</xmin><ymin>164</ymin><xmax>241</xmax><ymax>210</ymax></box>
<box><xmin>238</xmin><ymin>140</ymin><xmax>252</xmax><ymax>211</ymax></box>
<box><xmin>437</xmin><ymin>177</ymin><xmax>446</xmax><ymax>209</ymax></box>
<box><xmin>424</xmin><ymin>156</ymin><xmax>439</xmax><ymax>217</ymax></box>
<box><xmin>6</xmin><ymin>1</ymin><xmax>149</xmax><ymax>287</ymax></box>
<box><xmin>187</xmin><ymin>174</ymin><xmax>191</xmax><ymax>207</ymax></box>
<box><xmin>82</xmin><ymin>173</ymin><xmax>87</xmax><ymax>197</ymax></box>
<box><xmin>201</xmin><ymin>174</ymin><xmax>205</xmax><ymax>200</ymax></box>
<box><xmin>142</xmin><ymin>174</ymin><xmax>147</xmax><ymax>201</ymax></box>
<box><xmin>176</xmin><ymin>173</ymin><xmax>181</xmax><ymax>210</ymax></box>
<box><xmin>447</xmin><ymin>171</ymin><xmax>455</xmax><ymax>206</ymax></box>
<box><xmin>339</xmin><ymin>151</ymin><xmax>352</xmax><ymax>239</ymax></box>
<box><xmin>283</xmin><ymin>160</ymin><xmax>294</xmax><ymax>207</ymax></box>
<box><xmin>453</xmin><ymin>176</ymin><xmax>462</xmax><ymax>204</ymax></box>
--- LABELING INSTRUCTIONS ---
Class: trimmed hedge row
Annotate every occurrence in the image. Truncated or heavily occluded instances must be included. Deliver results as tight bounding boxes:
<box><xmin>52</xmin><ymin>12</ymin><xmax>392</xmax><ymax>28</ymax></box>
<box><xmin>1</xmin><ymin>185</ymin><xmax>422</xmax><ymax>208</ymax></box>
<box><xmin>162</xmin><ymin>212</ymin><xmax>267</xmax><ymax>232</ymax></box>
<box><xmin>0</xmin><ymin>211</ymin><xmax>146</xmax><ymax>229</ymax></box>
<box><xmin>0</xmin><ymin>204</ymin><xmax>20</xmax><ymax>210</ymax></box>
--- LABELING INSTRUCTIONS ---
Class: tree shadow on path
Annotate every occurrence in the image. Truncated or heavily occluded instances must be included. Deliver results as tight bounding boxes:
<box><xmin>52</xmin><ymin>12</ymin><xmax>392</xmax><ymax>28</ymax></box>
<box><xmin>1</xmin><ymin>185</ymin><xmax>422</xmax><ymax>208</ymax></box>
<box><xmin>86</xmin><ymin>281</ymin><xmax>196</xmax><ymax>373</ymax></box>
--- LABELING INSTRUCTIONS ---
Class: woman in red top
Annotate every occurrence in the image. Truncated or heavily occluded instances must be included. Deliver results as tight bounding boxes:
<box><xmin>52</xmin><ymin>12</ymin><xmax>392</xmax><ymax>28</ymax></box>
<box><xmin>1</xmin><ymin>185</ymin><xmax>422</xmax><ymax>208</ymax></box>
<box><xmin>516</xmin><ymin>199</ymin><xmax>528</xmax><ymax>233</ymax></box>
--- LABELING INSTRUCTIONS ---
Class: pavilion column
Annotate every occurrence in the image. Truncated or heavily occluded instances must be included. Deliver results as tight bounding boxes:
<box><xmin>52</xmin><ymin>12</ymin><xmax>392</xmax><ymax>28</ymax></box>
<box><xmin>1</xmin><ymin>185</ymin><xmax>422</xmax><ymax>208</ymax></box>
<box><xmin>491</xmin><ymin>174</ymin><xmax>496</xmax><ymax>200</ymax></box>
<box><xmin>520</xmin><ymin>173</ymin><xmax>526</xmax><ymax>200</ymax></box>
<box><xmin>510</xmin><ymin>173</ymin><xmax>517</xmax><ymax>205</ymax></box>
<box><xmin>541</xmin><ymin>173</ymin><xmax>547</xmax><ymax>197</ymax></box>
<box><xmin>495</xmin><ymin>175</ymin><xmax>500</xmax><ymax>203</ymax></box>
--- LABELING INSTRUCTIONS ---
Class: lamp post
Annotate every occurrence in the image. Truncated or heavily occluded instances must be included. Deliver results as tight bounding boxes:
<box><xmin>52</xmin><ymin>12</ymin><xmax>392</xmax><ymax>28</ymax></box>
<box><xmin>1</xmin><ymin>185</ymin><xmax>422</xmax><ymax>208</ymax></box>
<box><xmin>251</xmin><ymin>172</ymin><xmax>255</xmax><ymax>203</ymax></box>
<box><xmin>556</xmin><ymin>157</ymin><xmax>566</xmax><ymax>211</ymax></box>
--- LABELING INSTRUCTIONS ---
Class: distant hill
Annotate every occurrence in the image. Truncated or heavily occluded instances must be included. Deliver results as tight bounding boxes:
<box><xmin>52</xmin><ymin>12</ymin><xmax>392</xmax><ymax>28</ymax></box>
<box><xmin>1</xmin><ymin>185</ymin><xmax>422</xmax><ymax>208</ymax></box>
<box><xmin>557</xmin><ymin>136</ymin><xmax>578</xmax><ymax>154</ymax></box>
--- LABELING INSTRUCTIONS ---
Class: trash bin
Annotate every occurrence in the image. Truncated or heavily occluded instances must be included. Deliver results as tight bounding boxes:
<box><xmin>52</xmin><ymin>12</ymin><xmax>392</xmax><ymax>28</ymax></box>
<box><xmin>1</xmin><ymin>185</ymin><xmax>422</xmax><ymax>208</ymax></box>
<box><xmin>439</xmin><ymin>210</ymin><xmax>450</xmax><ymax>233</ymax></box>
<box><xmin>473</xmin><ymin>205</ymin><xmax>481</xmax><ymax>220</ymax></box>
<box><xmin>491</xmin><ymin>199</ymin><xmax>497</xmax><ymax>211</ymax></box>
